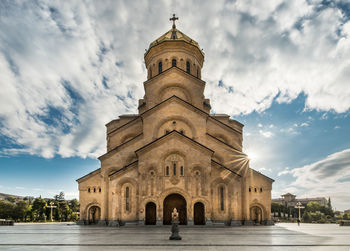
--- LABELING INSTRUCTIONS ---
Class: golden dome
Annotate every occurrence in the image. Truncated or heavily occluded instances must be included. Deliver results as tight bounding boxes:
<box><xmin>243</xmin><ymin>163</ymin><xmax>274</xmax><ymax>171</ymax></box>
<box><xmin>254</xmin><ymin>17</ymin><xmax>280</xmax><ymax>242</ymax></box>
<box><xmin>146</xmin><ymin>27</ymin><xmax>204</xmax><ymax>56</ymax></box>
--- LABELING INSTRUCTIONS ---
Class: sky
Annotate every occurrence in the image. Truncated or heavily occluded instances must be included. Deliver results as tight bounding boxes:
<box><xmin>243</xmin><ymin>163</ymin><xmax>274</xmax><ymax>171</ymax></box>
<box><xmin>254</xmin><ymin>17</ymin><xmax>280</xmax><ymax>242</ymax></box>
<box><xmin>0</xmin><ymin>0</ymin><xmax>350</xmax><ymax>210</ymax></box>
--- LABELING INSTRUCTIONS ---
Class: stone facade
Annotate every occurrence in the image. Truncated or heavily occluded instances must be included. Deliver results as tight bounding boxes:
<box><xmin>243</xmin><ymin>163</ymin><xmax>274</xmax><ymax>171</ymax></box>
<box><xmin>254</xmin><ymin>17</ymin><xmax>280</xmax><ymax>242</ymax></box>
<box><xmin>77</xmin><ymin>22</ymin><xmax>274</xmax><ymax>226</ymax></box>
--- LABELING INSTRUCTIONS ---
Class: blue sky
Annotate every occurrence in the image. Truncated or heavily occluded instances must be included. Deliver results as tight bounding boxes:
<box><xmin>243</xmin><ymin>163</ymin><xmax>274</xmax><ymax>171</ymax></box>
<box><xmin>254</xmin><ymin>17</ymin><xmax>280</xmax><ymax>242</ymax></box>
<box><xmin>0</xmin><ymin>0</ymin><xmax>350</xmax><ymax>210</ymax></box>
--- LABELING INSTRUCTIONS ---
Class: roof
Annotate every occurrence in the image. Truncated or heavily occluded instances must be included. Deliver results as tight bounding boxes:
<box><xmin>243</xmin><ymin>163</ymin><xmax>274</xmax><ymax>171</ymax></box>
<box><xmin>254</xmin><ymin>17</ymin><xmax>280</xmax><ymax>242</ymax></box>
<box><xmin>76</xmin><ymin>168</ymin><xmax>101</xmax><ymax>183</ymax></box>
<box><xmin>146</xmin><ymin>27</ymin><xmax>204</xmax><ymax>56</ymax></box>
<box><xmin>282</xmin><ymin>193</ymin><xmax>296</xmax><ymax>196</ymax></box>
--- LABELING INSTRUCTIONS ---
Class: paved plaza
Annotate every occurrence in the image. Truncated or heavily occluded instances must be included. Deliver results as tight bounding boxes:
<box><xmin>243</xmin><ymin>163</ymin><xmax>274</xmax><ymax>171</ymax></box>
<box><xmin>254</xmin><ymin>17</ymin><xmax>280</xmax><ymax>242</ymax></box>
<box><xmin>0</xmin><ymin>223</ymin><xmax>350</xmax><ymax>250</ymax></box>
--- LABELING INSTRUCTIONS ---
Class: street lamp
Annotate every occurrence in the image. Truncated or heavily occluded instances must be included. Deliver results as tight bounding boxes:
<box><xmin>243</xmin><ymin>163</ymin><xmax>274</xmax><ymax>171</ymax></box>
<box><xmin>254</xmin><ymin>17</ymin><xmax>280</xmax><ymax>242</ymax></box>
<box><xmin>294</xmin><ymin>202</ymin><xmax>305</xmax><ymax>223</ymax></box>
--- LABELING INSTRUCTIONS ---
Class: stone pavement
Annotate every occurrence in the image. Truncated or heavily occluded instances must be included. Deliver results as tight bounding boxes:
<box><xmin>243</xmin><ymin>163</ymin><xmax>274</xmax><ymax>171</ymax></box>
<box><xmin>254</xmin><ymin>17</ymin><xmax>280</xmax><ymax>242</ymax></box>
<box><xmin>0</xmin><ymin>223</ymin><xmax>349</xmax><ymax>250</ymax></box>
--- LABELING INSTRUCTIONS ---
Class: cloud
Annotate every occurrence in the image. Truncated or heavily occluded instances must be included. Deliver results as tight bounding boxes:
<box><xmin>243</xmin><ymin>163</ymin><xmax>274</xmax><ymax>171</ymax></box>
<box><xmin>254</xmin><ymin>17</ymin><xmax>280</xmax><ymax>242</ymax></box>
<box><xmin>285</xmin><ymin>148</ymin><xmax>350</xmax><ymax>210</ymax></box>
<box><xmin>0</xmin><ymin>1</ymin><xmax>350</xmax><ymax>158</ymax></box>
<box><xmin>259</xmin><ymin>130</ymin><xmax>274</xmax><ymax>138</ymax></box>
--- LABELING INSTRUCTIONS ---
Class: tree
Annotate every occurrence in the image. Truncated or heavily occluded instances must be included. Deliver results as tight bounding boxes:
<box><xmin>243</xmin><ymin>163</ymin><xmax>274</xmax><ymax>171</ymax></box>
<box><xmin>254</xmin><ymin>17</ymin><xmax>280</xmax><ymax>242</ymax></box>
<box><xmin>327</xmin><ymin>197</ymin><xmax>332</xmax><ymax>209</ymax></box>
<box><xmin>13</xmin><ymin>201</ymin><xmax>30</xmax><ymax>222</ymax></box>
<box><xmin>32</xmin><ymin>198</ymin><xmax>47</xmax><ymax>221</ymax></box>
<box><xmin>54</xmin><ymin>192</ymin><xmax>65</xmax><ymax>201</ymax></box>
<box><xmin>306</xmin><ymin>202</ymin><xmax>321</xmax><ymax>212</ymax></box>
<box><xmin>302</xmin><ymin>211</ymin><xmax>311</xmax><ymax>223</ymax></box>
<box><xmin>0</xmin><ymin>200</ymin><xmax>14</xmax><ymax>219</ymax></box>
<box><xmin>69</xmin><ymin>199</ymin><xmax>79</xmax><ymax>213</ymax></box>
<box><xmin>5</xmin><ymin>196</ymin><xmax>15</xmax><ymax>203</ymax></box>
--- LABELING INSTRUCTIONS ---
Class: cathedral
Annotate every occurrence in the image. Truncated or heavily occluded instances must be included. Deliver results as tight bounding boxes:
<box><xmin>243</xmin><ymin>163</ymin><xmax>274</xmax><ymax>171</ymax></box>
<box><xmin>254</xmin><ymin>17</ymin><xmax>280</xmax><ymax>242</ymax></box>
<box><xmin>77</xmin><ymin>15</ymin><xmax>274</xmax><ymax>226</ymax></box>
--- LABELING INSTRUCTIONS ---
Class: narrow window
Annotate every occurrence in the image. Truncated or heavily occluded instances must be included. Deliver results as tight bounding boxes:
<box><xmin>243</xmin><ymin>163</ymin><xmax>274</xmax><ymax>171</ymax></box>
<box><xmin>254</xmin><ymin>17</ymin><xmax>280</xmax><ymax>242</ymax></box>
<box><xmin>260</xmin><ymin>188</ymin><xmax>263</xmax><ymax>192</ymax></box>
<box><xmin>249</xmin><ymin>187</ymin><xmax>251</xmax><ymax>192</ymax></box>
<box><xmin>180</xmin><ymin>130</ymin><xmax>184</xmax><ymax>135</ymax></box>
<box><xmin>88</xmin><ymin>187</ymin><xmax>91</xmax><ymax>193</ymax></box>
<box><xmin>180</xmin><ymin>166</ymin><xmax>184</xmax><ymax>176</ymax></box>
<box><xmin>158</xmin><ymin>61</ymin><xmax>162</xmax><ymax>74</ymax></box>
<box><xmin>220</xmin><ymin>186</ymin><xmax>224</xmax><ymax>211</ymax></box>
<box><xmin>186</xmin><ymin>61</ymin><xmax>190</xmax><ymax>74</ymax></box>
<box><xmin>93</xmin><ymin>187</ymin><xmax>96</xmax><ymax>193</ymax></box>
<box><xmin>254</xmin><ymin>188</ymin><xmax>257</xmax><ymax>193</ymax></box>
<box><xmin>166</xmin><ymin>166</ymin><xmax>169</xmax><ymax>176</ymax></box>
<box><xmin>172</xmin><ymin>59</ymin><xmax>177</xmax><ymax>67</ymax></box>
<box><xmin>125</xmin><ymin>187</ymin><xmax>130</xmax><ymax>211</ymax></box>
<box><xmin>165</xmin><ymin>130</ymin><xmax>169</xmax><ymax>135</ymax></box>
<box><xmin>99</xmin><ymin>187</ymin><xmax>101</xmax><ymax>193</ymax></box>
<box><xmin>173</xmin><ymin>163</ymin><xmax>176</xmax><ymax>175</ymax></box>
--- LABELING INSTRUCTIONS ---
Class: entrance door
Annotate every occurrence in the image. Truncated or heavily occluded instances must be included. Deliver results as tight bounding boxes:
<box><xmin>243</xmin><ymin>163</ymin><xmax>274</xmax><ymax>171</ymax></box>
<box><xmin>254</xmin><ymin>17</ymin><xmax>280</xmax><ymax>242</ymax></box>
<box><xmin>145</xmin><ymin>202</ymin><xmax>156</xmax><ymax>225</ymax></box>
<box><xmin>250</xmin><ymin>206</ymin><xmax>263</xmax><ymax>224</ymax></box>
<box><xmin>88</xmin><ymin>206</ymin><xmax>101</xmax><ymax>224</ymax></box>
<box><xmin>194</xmin><ymin>202</ymin><xmax>205</xmax><ymax>225</ymax></box>
<box><xmin>163</xmin><ymin>193</ymin><xmax>187</xmax><ymax>225</ymax></box>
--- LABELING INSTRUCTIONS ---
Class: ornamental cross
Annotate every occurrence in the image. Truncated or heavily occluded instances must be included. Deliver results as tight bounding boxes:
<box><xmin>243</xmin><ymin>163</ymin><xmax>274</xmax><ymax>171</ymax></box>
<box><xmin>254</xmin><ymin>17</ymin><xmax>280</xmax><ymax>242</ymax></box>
<box><xmin>47</xmin><ymin>202</ymin><xmax>57</xmax><ymax>222</ymax></box>
<box><xmin>170</xmin><ymin>14</ymin><xmax>179</xmax><ymax>29</ymax></box>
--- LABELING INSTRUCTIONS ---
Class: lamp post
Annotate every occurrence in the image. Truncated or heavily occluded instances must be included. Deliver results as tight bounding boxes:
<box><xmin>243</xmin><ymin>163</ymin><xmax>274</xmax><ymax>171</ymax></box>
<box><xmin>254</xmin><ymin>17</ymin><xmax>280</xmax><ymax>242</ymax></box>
<box><xmin>47</xmin><ymin>202</ymin><xmax>57</xmax><ymax>222</ymax></box>
<box><xmin>295</xmin><ymin>202</ymin><xmax>304</xmax><ymax>225</ymax></box>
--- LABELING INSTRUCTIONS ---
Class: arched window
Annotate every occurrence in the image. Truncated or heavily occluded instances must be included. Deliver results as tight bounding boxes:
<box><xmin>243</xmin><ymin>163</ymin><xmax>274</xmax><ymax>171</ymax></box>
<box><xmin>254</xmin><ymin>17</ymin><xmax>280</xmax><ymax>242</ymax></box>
<box><xmin>93</xmin><ymin>187</ymin><xmax>96</xmax><ymax>193</ymax></box>
<box><xmin>172</xmin><ymin>59</ymin><xmax>177</xmax><ymax>67</ymax></box>
<box><xmin>180</xmin><ymin>166</ymin><xmax>184</xmax><ymax>176</ymax></box>
<box><xmin>249</xmin><ymin>187</ymin><xmax>251</xmax><ymax>192</ymax></box>
<box><xmin>158</xmin><ymin>61</ymin><xmax>162</xmax><ymax>74</ymax></box>
<box><xmin>166</xmin><ymin>166</ymin><xmax>169</xmax><ymax>176</ymax></box>
<box><xmin>99</xmin><ymin>187</ymin><xmax>101</xmax><ymax>193</ymax></box>
<box><xmin>88</xmin><ymin>187</ymin><xmax>91</xmax><ymax>193</ymax></box>
<box><xmin>254</xmin><ymin>188</ymin><xmax>257</xmax><ymax>193</ymax></box>
<box><xmin>186</xmin><ymin>61</ymin><xmax>190</xmax><ymax>74</ymax></box>
<box><xmin>220</xmin><ymin>186</ymin><xmax>224</xmax><ymax>211</ymax></box>
<box><xmin>125</xmin><ymin>187</ymin><xmax>130</xmax><ymax>211</ymax></box>
<box><xmin>173</xmin><ymin>163</ymin><xmax>176</xmax><ymax>175</ymax></box>
<box><xmin>180</xmin><ymin>130</ymin><xmax>184</xmax><ymax>135</ymax></box>
<box><xmin>260</xmin><ymin>188</ymin><xmax>263</xmax><ymax>192</ymax></box>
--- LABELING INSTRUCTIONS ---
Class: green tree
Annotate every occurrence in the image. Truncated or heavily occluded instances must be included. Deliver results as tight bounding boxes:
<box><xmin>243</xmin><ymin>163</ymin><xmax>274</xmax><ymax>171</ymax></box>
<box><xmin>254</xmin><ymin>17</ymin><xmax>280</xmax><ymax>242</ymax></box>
<box><xmin>327</xmin><ymin>197</ymin><xmax>332</xmax><ymax>208</ymax></box>
<box><xmin>32</xmin><ymin>198</ymin><xmax>47</xmax><ymax>221</ymax></box>
<box><xmin>306</xmin><ymin>202</ymin><xmax>321</xmax><ymax>212</ymax></box>
<box><xmin>5</xmin><ymin>196</ymin><xmax>15</xmax><ymax>203</ymax></box>
<box><xmin>302</xmin><ymin>211</ymin><xmax>311</xmax><ymax>223</ymax></box>
<box><xmin>54</xmin><ymin>192</ymin><xmax>65</xmax><ymax>201</ymax></box>
<box><xmin>0</xmin><ymin>200</ymin><xmax>14</xmax><ymax>219</ymax></box>
<box><xmin>13</xmin><ymin>200</ymin><xmax>30</xmax><ymax>222</ymax></box>
<box><xmin>69</xmin><ymin>199</ymin><xmax>79</xmax><ymax>212</ymax></box>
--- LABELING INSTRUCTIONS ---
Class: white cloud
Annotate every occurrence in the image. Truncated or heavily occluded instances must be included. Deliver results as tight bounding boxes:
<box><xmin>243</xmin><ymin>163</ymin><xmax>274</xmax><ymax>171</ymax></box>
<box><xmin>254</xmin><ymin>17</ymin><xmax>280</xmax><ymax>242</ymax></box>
<box><xmin>0</xmin><ymin>1</ymin><xmax>350</xmax><ymax>158</ymax></box>
<box><xmin>257</xmin><ymin>123</ymin><xmax>263</xmax><ymax>128</ymax></box>
<box><xmin>285</xmin><ymin>148</ymin><xmax>350</xmax><ymax>210</ymax></box>
<box><xmin>259</xmin><ymin>130</ymin><xmax>274</xmax><ymax>138</ymax></box>
<box><xmin>278</xmin><ymin>167</ymin><xmax>292</xmax><ymax>176</ymax></box>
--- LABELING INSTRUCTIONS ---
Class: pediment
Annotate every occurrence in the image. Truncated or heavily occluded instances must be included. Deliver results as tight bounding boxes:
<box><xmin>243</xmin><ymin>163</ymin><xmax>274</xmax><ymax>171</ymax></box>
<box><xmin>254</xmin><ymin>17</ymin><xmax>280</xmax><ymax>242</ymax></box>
<box><xmin>135</xmin><ymin>130</ymin><xmax>214</xmax><ymax>156</ymax></box>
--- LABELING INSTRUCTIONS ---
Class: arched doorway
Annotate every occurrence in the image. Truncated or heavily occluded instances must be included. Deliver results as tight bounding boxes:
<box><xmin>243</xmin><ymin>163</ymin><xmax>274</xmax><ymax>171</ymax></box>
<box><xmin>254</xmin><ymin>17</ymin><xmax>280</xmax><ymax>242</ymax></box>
<box><xmin>163</xmin><ymin>193</ymin><xmax>187</xmax><ymax>225</ymax></box>
<box><xmin>145</xmin><ymin>202</ymin><xmax>156</xmax><ymax>225</ymax></box>
<box><xmin>88</xmin><ymin>206</ymin><xmax>101</xmax><ymax>224</ymax></box>
<box><xmin>250</xmin><ymin>206</ymin><xmax>263</xmax><ymax>224</ymax></box>
<box><xmin>194</xmin><ymin>202</ymin><xmax>205</xmax><ymax>225</ymax></box>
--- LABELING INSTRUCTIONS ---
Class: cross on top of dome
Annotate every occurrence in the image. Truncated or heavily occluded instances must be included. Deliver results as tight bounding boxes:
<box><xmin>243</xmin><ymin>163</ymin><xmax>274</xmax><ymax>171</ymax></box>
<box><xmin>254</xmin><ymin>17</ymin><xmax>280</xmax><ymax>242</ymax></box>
<box><xmin>169</xmin><ymin>14</ymin><xmax>179</xmax><ymax>29</ymax></box>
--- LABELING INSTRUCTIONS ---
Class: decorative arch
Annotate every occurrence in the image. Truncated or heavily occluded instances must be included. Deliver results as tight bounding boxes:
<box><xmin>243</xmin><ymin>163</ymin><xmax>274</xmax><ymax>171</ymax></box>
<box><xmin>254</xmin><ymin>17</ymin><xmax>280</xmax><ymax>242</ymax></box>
<box><xmin>212</xmin><ymin>133</ymin><xmax>230</xmax><ymax>145</ymax></box>
<box><xmin>120</xmin><ymin>133</ymin><xmax>139</xmax><ymax>145</ymax></box>
<box><xmin>83</xmin><ymin>201</ymin><xmax>101</xmax><ymax>221</ymax></box>
<box><xmin>249</xmin><ymin>202</ymin><xmax>267</xmax><ymax>222</ymax></box>
<box><xmin>152</xmin><ymin>116</ymin><xmax>196</xmax><ymax>139</ymax></box>
<box><xmin>158</xmin><ymin>187</ymin><xmax>191</xmax><ymax>210</ymax></box>
<box><xmin>159</xmin><ymin>84</ymin><xmax>192</xmax><ymax>103</ymax></box>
